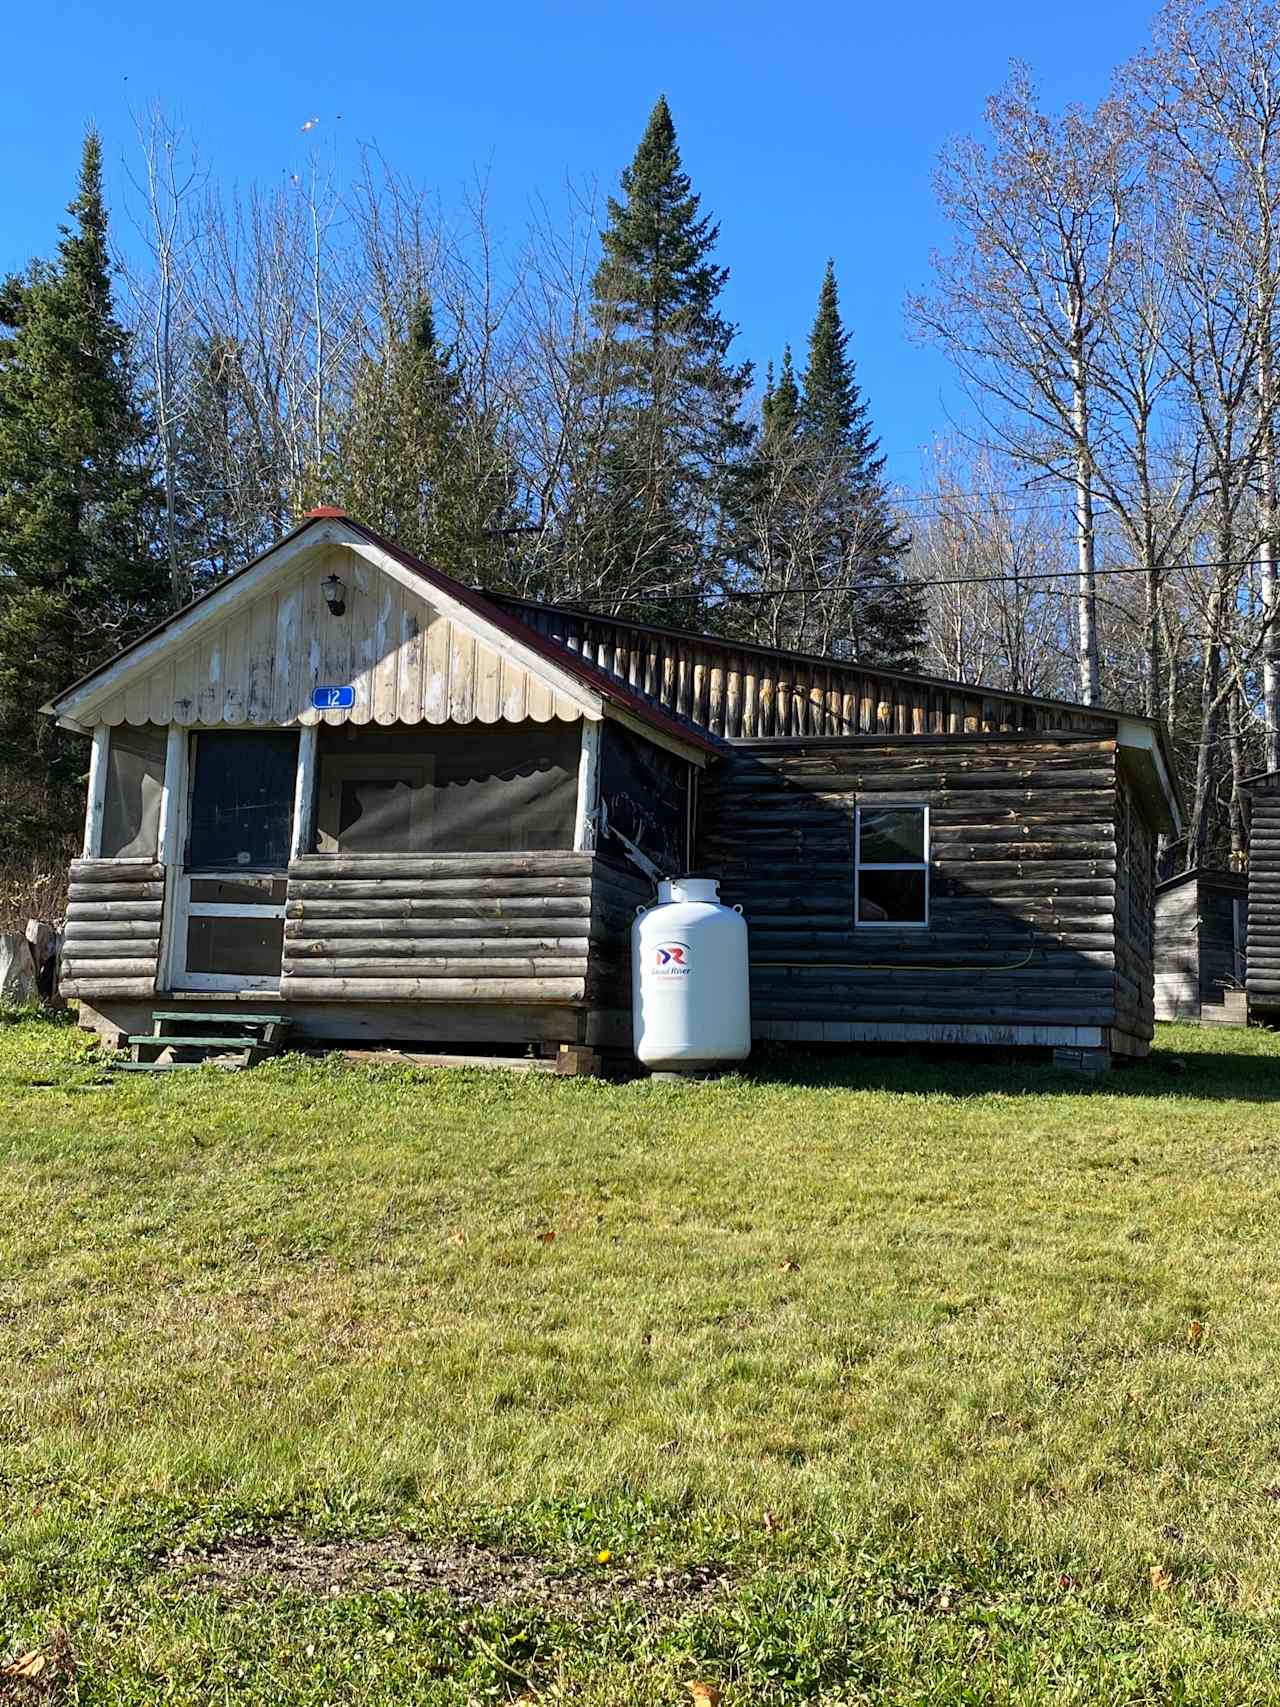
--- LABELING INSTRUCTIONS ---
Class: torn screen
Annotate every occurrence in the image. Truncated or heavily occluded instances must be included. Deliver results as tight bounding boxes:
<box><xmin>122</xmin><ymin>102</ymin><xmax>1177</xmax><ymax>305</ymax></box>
<box><xmin>597</xmin><ymin>721</ymin><xmax>691</xmax><ymax>875</ymax></box>
<box><xmin>101</xmin><ymin>725</ymin><xmax>167</xmax><ymax>859</ymax></box>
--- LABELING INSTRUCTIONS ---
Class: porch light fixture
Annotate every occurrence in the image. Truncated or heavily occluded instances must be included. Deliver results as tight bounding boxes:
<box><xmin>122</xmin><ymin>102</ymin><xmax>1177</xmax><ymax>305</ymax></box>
<box><xmin>321</xmin><ymin>572</ymin><xmax>346</xmax><ymax>616</ymax></box>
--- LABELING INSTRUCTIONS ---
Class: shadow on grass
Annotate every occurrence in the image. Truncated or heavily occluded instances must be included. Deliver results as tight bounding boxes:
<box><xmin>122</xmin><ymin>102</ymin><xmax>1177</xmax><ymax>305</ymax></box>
<box><xmin>741</xmin><ymin>1029</ymin><xmax>1280</xmax><ymax>1103</ymax></box>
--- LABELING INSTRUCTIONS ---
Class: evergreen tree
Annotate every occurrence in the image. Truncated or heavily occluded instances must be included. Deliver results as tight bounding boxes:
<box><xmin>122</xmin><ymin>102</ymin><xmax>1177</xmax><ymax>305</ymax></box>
<box><xmin>316</xmin><ymin>299</ymin><xmax>518</xmax><ymax>577</ymax></box>
<box><xmin>761</xmin><ymin>346</ymin><xmax>801</xmax><ymax>447</ymax></box>
<box><xmin>0</xmin><ymin>130</ymin><xmax>164</xmax><ymax>856</ymax></box>
<box><xmin>565</xmin><ymin>96</ymin><xmax>752</xmax><ymax>615</ymax></box>
<box><xmin>725</xmin><ymin>268</ymin><xmax>922</xmax><ymax>664</ymax></box>
<box><xmin>797</xmin><ymin>261</ymin><xmax>921</xmax><ymax>666</ymax></box>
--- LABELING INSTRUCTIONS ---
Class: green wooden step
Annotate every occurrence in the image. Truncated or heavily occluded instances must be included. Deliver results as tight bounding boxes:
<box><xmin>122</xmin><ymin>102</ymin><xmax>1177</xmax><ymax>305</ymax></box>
<box><xmin>127</xmin><ymin>1034</ymin><xmax>272</xmax><ymax>1050</ymax></box>
<box><xmin>113</xmin><ymin>1060</ymin><xmax>243</xmax><ymax>1073</ymax></box>
<box><xmin>151</xmin><ymin>1011</ymin><xmax>292</xmax><ymax>1026</ymax></box>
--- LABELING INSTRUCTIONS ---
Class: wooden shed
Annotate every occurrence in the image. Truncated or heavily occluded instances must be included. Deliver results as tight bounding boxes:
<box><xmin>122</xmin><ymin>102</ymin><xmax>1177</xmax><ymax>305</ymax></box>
<box><xmin>1153</xmin><ymin>868</ymin><xmax>1248</xmax><ymax>1024</ymax></box>
<box><xmin>1244</xmin><ymin>771</ymin><xmax>1280</xmax><ymax>1024</ymax></box>
<box><xmin>45</xmin><ymin>510</ymin><xmax>1181</xmax><ymax>1068</ymax></box>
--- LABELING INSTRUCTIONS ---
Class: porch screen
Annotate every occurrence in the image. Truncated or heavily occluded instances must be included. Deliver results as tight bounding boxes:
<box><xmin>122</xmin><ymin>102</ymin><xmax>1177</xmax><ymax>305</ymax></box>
<box><xmin>597</xmin><ymin>721</ymin><xmax>691</xmax><ymax>875</ymax></box>
<box><xmin>314</xmin><ymin>721</ymin><xmax>579</xmax><ymax>854</ymax></box>
<box><xmin>187</xmin><ymin>732</ymin><xmax>299</xmax><ymax>869</ymax></box>
<box><xmin>101</xmin><ymin>725</ymin><xmax>167</xmax><ymax>859</ymax></box>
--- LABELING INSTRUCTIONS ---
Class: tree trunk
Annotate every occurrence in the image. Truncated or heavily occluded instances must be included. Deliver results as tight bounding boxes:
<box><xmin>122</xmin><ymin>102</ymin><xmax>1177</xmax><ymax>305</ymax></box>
<box><xmin>1187</xmin><ymin>542</ymin><xmax>1231</xmax><ymax>867</ymax></box>
<box><xmin>1226</xmin><ymin>686</ymin><xmax>1249</xmax><ymax>868</ymax></box>
<box><xmin>1258</xmin><ymin>340</ymin><xmax>1280</xmax><ymax>771</ymax></box>
<box><xmin>1071</xmin><ymin>358</ymin><xmax>1100</xmax><ymax>706</ymax></box>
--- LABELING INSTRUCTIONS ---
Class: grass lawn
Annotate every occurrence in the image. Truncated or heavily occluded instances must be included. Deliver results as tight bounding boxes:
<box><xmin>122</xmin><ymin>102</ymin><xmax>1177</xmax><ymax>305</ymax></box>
<box><xmin>2</xmin><ymin>1017</ymin><xmax>1280</xmax><ymax>1703</ymax></box>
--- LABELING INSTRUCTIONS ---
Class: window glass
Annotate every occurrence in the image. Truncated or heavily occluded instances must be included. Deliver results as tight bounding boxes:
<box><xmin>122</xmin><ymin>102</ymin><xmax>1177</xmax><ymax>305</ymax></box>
<box><xmin>858</xmin><ymin>869</ymin><xmax>927</xmax><ymax>924</ymax></box>
<box><xmin>185</xmin><ymin>914</ymin><xmax>285</xmax><ymax>977</ymax></box>
<box><xmin>858</xmin><ymin>807</ymin><xmax>925</xmax><ymax>864</ymax></box>
<box><xmin>318</xmin><ymin>761</ymin><xmax>434</xmax><ymax>853</ymax></box>
<box><xmin>101</xmin><ymin>725</ymin><xmax>166</xmax><ymax>859</ymax></box>
<box><xmin>187</xmin><ymin>732</ymin><xmax>299</xmax><ymax>869</ymax></box>
<box><xmin>856</xmin><ymin>804</ymin><xmax>929</xmax><ymax>926</ymax></box>
<box><xmin>188</xmin><ymin>877</ymin><xmax>286</xmax><ymax>905</ymax></box>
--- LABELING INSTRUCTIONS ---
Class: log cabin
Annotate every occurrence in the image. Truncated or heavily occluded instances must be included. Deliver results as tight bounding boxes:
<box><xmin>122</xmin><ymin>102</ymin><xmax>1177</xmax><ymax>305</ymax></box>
<box><xmin>1153</xmin><ymin>868</ymin><xmax>1249</xmax><ymax>1025</ymax></box>
<box><xmin>44</xmin><ymin>509</ymin><xmax>1181</xmax><ymax>1068</ymax></box>
<box><xmin>1244</xmin><ymin>771</ymin><xmax>1280</xmax><ymax>1024</ymax></box>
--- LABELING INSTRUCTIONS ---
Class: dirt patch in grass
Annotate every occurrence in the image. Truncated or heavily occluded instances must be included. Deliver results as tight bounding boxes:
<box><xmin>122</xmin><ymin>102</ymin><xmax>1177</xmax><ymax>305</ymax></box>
<box><xmin>171</xmin><ymin>1533</ymin><xmax>728</xmax><ymax>1614</ymax></box>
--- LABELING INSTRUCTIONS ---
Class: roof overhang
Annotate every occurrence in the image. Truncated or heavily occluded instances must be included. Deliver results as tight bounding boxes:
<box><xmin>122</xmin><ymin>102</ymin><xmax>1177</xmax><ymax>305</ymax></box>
<box><xmin>1117</xmin><ymin>717</ymin><xmax>1181</xmax><ymax>836</ymax></box>
<box><xmin>41</xmin><ymin>513</ymin><xmax>718</xmax><ymax>767</ymax></box>
<box><xmin>1155</xmin><ymin>864</ymin><xmax>1248</xmax><ymax>897</ymax></box>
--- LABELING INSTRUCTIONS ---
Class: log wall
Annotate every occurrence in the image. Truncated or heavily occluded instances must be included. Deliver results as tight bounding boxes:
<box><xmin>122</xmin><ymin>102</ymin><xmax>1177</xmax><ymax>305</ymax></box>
<box><xmin>696</xmin><ymin>734</ymin><xmax>1140</xmax><ymax>1048</ymax></box>
<box><xmin>500</xmin><ymin>598</ymin><xmax>1116</xmax><ymax>742</ymax></box>
<box><xmin>1154</xmin><ymin>873</ymin><xmax>1248</xmax><ymax>1022</ymax></box>
<box><xmin>1248</xmin><ymin>782</ymin><xmax>1280</xmax><ymax>1015</ymax></box>
<box><xmin>280</xmin><ymin>851</ymin><xmax>647</xmax><ymax>1008</ymax></box>
<box><xmin>1113</xmin><ymin>774</ymin><xmax>1156</xmax><ymax>1048</ymax></box>
<box><xmin>61</xmin><ymin>860</ymin><xmax>165</xmax><ymax>1000</ymax></box>
<box><xmin>1153</xmin><ymin>881</ymin><xmax>1200</xmax><ymax>1021</ymax></box>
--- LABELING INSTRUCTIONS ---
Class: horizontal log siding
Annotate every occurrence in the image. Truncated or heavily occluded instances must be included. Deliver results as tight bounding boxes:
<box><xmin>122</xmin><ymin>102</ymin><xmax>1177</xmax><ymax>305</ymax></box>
<box><xmin>280</xmin><ymin>851</ymin><xmax>644</xmax><ymax>1005</ymax></box>
<box><xmin>61</xmin><ymin>859</ymin><xmax>165</xmax><ymax>999</ymax></box>
<box><xmin>1248</xmin><ymin>786</ymin><xmax>1280</xmax><ymax>1013</ymax></box>
<box><xmin>1153</xmin><ymin>883</ymin><xmax>1201</xmax><ymax>1021</ymax></box>
<box><xmin>696</xmin><ymin>737</ymin><xmax>1124</xmax><ymax>1038</ymax></box>
<box><xmin>500</xmin><ymin>599</ymin><xmax>1116</xmax><ymax>742</ymax></box>
<box><xmin>584</xmin><ymin>859</ymin><xmax>652</xmax><ymax>1012</ymax></box>
<box><xmin>1154</xmin><ymin>876</ymin><xmax>1246</xmax><ymax>1021</ymax></box>
<box><xmin>1113</xmin><ymin>775</ymin><xmax>1156</xmax><ymax>1047</ymax></box>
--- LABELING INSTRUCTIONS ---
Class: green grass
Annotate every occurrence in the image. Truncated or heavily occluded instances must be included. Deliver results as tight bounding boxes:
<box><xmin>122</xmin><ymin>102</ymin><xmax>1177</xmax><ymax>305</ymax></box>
<box><xmin>2</xmin><ymin>1017</ymin><xmax>1280</xmax><ymax>1703</ymax></box>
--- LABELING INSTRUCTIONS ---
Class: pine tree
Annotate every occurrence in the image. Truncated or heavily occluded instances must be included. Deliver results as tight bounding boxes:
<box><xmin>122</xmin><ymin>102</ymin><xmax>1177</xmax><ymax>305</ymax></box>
<box><xmin>565</xmin><ymin>96</ymin><xmax>752</xmax><ymax>615</ymax></box>
<box><xmin>797</xmin><ymin>260</ymin><xmax>921</xmax><ymax>666</ymax></box>
<box><xmin>316</xmin><ymin>299</ymin><xmax>518</xmax><ymax>577</ymax></box>
<box><xmin>762</xmin><ymin>347</ymin><xmax>801</xmax><ymax>447</ymax></box>
<box><xmin>0</xmin><ymin>129</ymin><xmax>164</xmax><ymax>856</ymax></box>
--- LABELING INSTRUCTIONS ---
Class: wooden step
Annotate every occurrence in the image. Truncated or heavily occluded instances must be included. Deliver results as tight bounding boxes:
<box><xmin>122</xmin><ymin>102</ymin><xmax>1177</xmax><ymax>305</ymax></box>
<box><xmin>151</xmin><ymin>1011</ymin><xmax>293</xmax><ymax>1026</ymax></box>
<box><xmin>113</xmin><ymin>1060</ymin><xmax>243</xmax><ymax>1073</ymax></box>
<box><xmin>127</xmin><ymin>1034</ymin><xmax>270</xmax><ymax>1049</ymax></box>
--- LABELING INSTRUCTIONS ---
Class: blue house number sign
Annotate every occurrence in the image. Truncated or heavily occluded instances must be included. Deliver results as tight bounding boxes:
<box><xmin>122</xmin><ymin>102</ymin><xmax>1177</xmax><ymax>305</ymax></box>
<box><xmin>311</xmin><ymin>684</ymin><xmax>355</xmax><ymax>711</ymax></box>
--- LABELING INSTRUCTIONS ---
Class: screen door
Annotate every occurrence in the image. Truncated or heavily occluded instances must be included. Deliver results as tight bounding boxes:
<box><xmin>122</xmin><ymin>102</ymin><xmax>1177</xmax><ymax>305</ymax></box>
<box><xmin>171</xmin><ymin>731</ymin><xmax>299</xmax><ymax>992</ymax></box>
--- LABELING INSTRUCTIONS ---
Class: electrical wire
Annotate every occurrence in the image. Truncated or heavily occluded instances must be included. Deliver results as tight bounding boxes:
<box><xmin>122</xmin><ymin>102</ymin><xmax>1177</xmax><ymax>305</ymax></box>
<box><xmin>757</xmin><ymin>943</ymin><xmax>1040</xmax><ymax>974</ymax></box>
<box><xmin>510</xmin><ymin>553</ymin><xmax>1268</xmax><ymax>612</ymax></box>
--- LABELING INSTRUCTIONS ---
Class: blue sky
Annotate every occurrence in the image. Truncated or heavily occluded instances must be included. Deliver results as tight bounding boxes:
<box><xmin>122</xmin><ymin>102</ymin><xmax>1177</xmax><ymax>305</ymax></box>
<box><xmin>2</xmin><ymin>0</ymin><xmax>1157</xmax><ymax>488</ymax></box>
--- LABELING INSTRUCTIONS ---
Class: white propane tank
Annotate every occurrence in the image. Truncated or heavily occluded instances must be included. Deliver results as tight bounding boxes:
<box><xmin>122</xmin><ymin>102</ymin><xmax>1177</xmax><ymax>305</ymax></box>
<box><xmin>632</xmin><ymin>876</ymin><xmax>750</xmax><ymax>1074</ymax></box>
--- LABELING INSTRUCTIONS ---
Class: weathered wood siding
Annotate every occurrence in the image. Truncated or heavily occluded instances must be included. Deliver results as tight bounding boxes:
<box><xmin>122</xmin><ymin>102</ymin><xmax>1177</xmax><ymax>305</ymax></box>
<box><xmin>1248</xmin><ymin>782</ymin><xmax>1280</xmax><ymax>1015</ymax></box>
<box><xmin>1154</xmin><ymin>873</ymin><xmax>1248</xmax><ymax>1022</ymax></box>
<box><xmin>1154</xmin><ymin>882</ymin><xmax>1201</xmax><ymax>1020</ymax></box>
<box><xmin>499</xmin><ymin>598</ymin><xmax>1115</xmax><ymax>742</ymax></box>
<box><xmin>61</xmin><ymin>860</ymin><xmax>165</xmax><ymax>1000</ymax></box>
<box><xmin>697</xmin><ymin>735</ymin><xmax>1135</xmax><ymax>1047</ymax></box>
<box><xmin>1113</xmin><ymin>774</ymin><xmax>1156</xmax><ymax>1047</ymax></box>
<box><xmin>280</xmin><ymin>852</ymin><xmax>646</xmax><ymax>1005</ymax></box>
<box><xmin>75</xmin><ymin>544</ymin><xmax>583</xmax><ymax>730</ymax></box>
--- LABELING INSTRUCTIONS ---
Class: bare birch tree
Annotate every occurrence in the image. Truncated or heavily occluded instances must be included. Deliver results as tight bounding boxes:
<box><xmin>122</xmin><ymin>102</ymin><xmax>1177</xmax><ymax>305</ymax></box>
<box><xmin>120</xmin><ymin>105</ymin><xmax>205</xmax><ymax>606</ymax></box>
<box><xmin>910</xmin><ymin>65</ymin><xmax>1134</xmax><ymax>705</ymax></box>
<box><xmin>1127</xmin><ymin>0</ymin><xmax>1280</xmax><ymax>767</ymax></box>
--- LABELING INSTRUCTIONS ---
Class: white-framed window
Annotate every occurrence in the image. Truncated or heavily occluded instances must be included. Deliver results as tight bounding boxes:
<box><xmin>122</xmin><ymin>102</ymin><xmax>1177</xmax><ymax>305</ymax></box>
<box><xmin>854</xmin><ymin>803</ymin><xmax>930</xmax><ymax>928</ymax></box>
<box><xmin>315</xmin><ymin>756</ymin><xmax>436</xmax><ymax>853</ymax></box>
